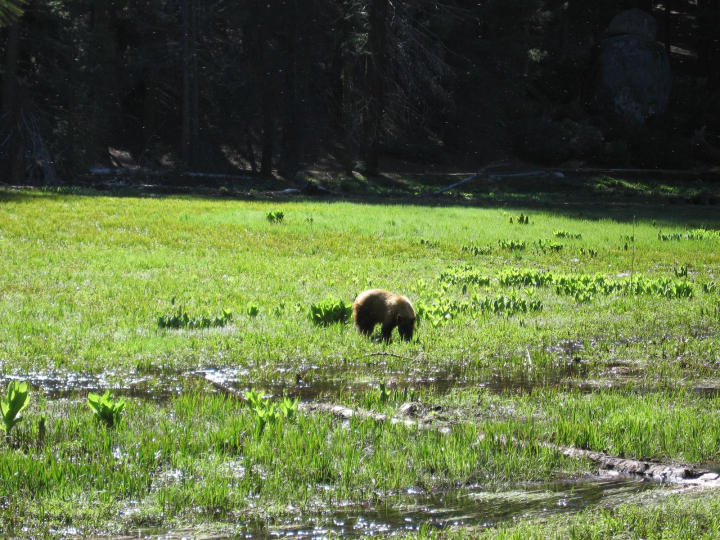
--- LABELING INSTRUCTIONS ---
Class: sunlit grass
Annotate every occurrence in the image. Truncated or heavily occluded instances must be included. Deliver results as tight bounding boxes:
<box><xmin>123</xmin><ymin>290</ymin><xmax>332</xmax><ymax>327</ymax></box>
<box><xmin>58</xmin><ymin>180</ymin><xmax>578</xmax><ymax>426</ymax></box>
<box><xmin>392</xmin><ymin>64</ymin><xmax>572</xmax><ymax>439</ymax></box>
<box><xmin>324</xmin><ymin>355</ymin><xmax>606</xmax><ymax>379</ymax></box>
<box><xmin>1</xmin><ymin>186</ymin><xmax>720</xmax><ymax>535</ymax></box>
<box><xmin>1</xmin><ymin>189</ymin><xmax>718</xmax><ymax>383</ymax></box>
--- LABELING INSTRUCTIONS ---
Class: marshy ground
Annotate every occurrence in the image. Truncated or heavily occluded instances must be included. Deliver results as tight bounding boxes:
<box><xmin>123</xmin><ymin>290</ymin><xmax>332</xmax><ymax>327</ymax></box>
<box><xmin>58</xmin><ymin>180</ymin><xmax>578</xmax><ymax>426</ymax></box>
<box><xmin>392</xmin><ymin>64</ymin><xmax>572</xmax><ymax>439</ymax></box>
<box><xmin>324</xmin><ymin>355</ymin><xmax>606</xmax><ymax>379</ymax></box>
<box><xmin>1</xmin><ymin>172</ymin><xmax>719</xmax><ymax>537</ymax></box>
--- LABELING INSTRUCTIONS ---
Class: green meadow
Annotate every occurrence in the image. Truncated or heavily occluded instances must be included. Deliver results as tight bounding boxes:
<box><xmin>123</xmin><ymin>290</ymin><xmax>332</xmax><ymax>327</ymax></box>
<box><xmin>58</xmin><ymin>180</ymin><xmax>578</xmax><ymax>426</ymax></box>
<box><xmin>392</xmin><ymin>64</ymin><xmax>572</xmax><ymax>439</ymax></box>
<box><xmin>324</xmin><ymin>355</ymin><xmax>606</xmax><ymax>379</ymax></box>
<box><xmin>1</xmin><ymin>179</ymin><xmax>720</xmax><ymax>537</ymax></box>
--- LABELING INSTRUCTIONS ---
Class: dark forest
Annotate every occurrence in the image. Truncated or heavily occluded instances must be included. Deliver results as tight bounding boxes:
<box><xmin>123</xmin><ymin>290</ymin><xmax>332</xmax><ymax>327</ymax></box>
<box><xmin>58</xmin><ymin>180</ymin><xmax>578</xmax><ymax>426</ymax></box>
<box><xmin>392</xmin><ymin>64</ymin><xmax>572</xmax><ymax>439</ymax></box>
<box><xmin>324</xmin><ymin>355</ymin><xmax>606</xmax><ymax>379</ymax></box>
<box><xmin>1</xmin><ymin>0</ymin><xmax>719</xmax><ymax>185</ymax></box>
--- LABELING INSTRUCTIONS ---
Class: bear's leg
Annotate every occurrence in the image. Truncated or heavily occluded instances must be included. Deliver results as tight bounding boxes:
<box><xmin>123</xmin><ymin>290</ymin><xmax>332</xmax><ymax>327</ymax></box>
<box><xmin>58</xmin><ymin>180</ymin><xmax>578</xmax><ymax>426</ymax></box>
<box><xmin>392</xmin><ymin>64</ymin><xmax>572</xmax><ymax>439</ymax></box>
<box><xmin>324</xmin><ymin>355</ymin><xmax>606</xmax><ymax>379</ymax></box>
<box><xmin>355</xmin><ymin>313</ymin><xmax>376</xmax><ymax>335</ymax></box>
<box><xmin>381</xmin><ymin>323</ymin><xmax>395</xmax><ymax>342</ymax></box>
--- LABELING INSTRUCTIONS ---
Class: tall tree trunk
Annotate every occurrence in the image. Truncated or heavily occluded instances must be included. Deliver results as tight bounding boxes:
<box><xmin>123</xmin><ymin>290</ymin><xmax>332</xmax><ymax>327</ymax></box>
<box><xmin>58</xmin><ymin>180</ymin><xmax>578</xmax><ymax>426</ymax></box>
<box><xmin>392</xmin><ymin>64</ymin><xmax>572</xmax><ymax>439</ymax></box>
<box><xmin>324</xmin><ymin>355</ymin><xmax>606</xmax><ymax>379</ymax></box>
<box><xmin>2</xmin><ymin>20</ymin><xmax>22</xmax><ymax>182</ymax></box>
<box><xmin>365</xmin><ymin>0</ymin><xmax>388</xmax><ymax>176</ymax></box>
<box><xmin>698</xmin><ymin>0</ymin><xmax>720</xmax><ymax>88</ymax></box>
<box><xmin>338</xmin><ymin>6</ymin><xmax>356</xmax><ymax>176</ymax></box>
<box><xmin>248</xmin><ymin>0</ymin><xmax>275</xmax><ymax>177</ymax></box>
<box><xmin>181</xmin><ymin>0</ymin><xmax>195</xmax><ymax>170</ymax></box>
<box><xmin>191</xmin><ymin>0</ymin><xmax>200</xmax><ymax>169</ymax></box>
<box><xmin>91</xmin><ymin>0</ymin><xmax>118</xmax><ymax>164</ymax></box>
<box><xmin>260</xmin><ymin>88</ymin><xmax>274</xmax><ymax>176</ymax></box>
<box><xmin>341</xmin><ymin>62</ymin><xmax>354</xmax><ymax>175</ymax></box>
<box><xmin>279</xmin><ymin>0</ymin><xmax>305</xmax><ymax>179</ymax></box>
<box><xmin>664</xmin><ymin>0</ymin><xmax>673</xmax><ymax>55</ymax></box>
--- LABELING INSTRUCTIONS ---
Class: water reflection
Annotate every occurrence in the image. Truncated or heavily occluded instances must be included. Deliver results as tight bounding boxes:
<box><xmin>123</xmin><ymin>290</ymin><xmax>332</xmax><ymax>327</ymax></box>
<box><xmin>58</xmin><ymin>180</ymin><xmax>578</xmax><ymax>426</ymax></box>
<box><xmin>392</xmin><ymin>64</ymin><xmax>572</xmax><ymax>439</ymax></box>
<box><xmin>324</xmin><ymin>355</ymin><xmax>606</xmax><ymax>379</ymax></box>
<box><xmin>266</xmin><ymin>477</ymin><xmax>661</xmax><ymax>538</ymax></box>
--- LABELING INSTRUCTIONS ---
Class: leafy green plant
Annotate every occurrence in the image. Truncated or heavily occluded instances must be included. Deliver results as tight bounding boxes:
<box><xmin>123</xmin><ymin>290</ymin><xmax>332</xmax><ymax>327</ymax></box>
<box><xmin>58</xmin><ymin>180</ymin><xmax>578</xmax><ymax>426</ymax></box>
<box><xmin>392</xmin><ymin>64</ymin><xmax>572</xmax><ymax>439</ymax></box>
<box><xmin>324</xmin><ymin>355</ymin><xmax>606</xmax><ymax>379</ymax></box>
<box><xmin>243</xmin><ymin>389</ymin><xmax>297</xmax><ymax>436</ymax></box>
<box><xmin>1</xmin><ymin>381</ymin><xmax>29</xmax><ymax>437</ymax></box>
<box><xmin>278</xmin><ymin>397</ymin><xmax>299</xmax><ymax>421</ymax></box>
<box><xmin>309</xmin><ymin>298</ymin><xmax>352</xmax><ymax>326</ymax></box>
<box><xmin>266</xmin><ymin>210</ymin><xmax>285</xmax><ymax>223</ymax></box>
<box><xmin>87</xmin><ymin>390</ymin><xmax>126</xmax><ymax>428</ymax></box>
<box><xmin>673</xmin><ymin>265</ymin><xmax>688</xmax><ymax>278</ymax></box>
<box><xmin>157</xmin><ymin>298</ymin><xmax>232</xmax><ymax>329</ymax></box>
<box><xmin>246</xmin><ymin>303</ymin><xmax>259</xmax><ymax>317</ymax></box>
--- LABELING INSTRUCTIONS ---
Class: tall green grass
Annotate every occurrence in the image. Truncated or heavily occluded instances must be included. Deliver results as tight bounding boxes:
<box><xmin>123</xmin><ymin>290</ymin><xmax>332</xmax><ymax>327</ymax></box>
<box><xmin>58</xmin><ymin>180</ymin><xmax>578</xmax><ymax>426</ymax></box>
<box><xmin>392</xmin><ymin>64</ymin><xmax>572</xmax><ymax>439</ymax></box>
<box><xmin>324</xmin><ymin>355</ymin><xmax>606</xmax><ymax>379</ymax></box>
<box><xmin>0</xmin><ymin>387</ymin><xmax>581</xmax><ymax>535</ymax></box>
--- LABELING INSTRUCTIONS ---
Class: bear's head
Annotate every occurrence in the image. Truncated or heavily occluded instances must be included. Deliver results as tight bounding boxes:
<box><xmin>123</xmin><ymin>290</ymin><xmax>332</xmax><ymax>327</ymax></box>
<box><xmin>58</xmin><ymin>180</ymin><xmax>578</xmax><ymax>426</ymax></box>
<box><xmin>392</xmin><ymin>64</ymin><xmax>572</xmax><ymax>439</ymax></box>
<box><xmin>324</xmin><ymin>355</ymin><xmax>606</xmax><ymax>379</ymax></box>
<box><xmin>396</xmin><ymin>296</ymin><xmax>416</xmax><ymax>341</ymax></box>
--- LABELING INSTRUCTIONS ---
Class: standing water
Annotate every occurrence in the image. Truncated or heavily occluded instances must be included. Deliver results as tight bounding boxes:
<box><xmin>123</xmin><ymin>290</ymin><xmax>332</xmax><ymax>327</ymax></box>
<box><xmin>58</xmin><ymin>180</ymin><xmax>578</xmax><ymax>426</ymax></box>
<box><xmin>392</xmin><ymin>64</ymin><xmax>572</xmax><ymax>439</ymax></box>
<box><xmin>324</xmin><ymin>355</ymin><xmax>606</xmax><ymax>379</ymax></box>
<box><xmin>252</xmin><ymin>476</ymin><xmax>663</xmax><ymax>538</ymax></box>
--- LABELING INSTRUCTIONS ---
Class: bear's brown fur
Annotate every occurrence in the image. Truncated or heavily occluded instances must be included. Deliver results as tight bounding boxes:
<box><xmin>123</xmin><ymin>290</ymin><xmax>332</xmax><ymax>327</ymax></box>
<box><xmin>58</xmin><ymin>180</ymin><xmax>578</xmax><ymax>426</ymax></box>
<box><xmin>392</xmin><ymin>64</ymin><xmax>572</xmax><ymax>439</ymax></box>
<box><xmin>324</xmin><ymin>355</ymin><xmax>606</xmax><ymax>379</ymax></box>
<box><xmin>352</xmin><ymin>289</ymin><xmax>416</xmax><ymax>341</ymax></box>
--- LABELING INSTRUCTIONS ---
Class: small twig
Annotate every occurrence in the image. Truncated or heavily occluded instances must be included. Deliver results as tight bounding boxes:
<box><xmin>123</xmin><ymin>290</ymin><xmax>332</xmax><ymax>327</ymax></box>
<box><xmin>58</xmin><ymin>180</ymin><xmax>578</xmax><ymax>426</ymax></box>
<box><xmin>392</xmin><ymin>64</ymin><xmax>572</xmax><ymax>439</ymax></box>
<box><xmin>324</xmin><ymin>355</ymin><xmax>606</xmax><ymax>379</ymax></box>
<box><xmin>364</xmin><ymin>352</ymin><xmax>414</xmax><ymax>361</ymax></box>
<box><xmin>631</xmin><ymin>215</ymin><xmax>636</xmax><ymax>287</ymax></box>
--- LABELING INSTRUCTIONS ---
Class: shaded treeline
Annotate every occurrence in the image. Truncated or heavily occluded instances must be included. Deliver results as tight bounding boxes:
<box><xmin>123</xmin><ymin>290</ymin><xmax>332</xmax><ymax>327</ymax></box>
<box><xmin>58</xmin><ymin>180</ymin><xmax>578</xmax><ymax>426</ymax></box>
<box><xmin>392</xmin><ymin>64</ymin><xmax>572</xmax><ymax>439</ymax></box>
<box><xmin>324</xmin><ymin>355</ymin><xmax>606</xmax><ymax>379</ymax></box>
<box><xmin>0</xmin><ymin>0</ymin><xmax>718</xmax><ymax>184</ymax></box>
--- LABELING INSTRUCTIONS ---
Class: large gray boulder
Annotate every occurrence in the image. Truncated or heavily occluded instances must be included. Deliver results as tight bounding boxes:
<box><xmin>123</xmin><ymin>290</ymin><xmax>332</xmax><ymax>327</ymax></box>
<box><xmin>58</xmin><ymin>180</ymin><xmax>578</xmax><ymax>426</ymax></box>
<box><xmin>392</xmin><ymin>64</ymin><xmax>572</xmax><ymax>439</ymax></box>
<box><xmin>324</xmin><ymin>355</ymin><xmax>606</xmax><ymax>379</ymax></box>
<box><xmin>607</xmin><ymin>8</ymin><xmax>658</xmax><ymax>41</ymax></box>
<box><xmin>592</xmin><ymin>9</ymin><xmax>671</xmax><ymax>125</ymax></box>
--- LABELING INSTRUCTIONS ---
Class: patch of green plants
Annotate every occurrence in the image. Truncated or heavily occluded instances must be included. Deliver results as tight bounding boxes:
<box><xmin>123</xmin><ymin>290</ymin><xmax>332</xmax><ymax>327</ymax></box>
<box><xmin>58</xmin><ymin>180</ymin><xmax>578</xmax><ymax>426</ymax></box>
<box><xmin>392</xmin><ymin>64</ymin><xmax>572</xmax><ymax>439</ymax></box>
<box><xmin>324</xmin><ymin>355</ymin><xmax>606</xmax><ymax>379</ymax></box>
<box><xmin>266</xmin><ymin>210</ymin><xmax>285</xmax><ymax>223</ymax></box>
<box><xmin>461</xmin><ymin>244</ymin><xmax>492</xmax><ymax>256</ymax></box>
<box><xmin>673</xmin><ymin>265</ymin><xmax>688</xmax><ymax>278</ymax></box>
<box><xmin>553</xmin><ymin>274</ymin><xmax>693</xmax><ymax>301</ymax></box>
<box><xmin>498</xmin><ymin>268</ymin><xmax>695</xmax><ymax>302</ymax></box>
<box><xmin>498</xmin><ymin>239</ymin><xmax>526</xmax><ymax>251</ymax></box>
<box><xmin>657</xmin><ymin>231</ymin><xmax>684</xmax><ymax>241</ymax></box>
<box><xmin>418</xmin><ymin>238</ymin><xmax>439</xmax><ymax>248</ymax></box>
<box><xmin>499</xmin><ymin>268</ymin><xmax>553</xmax><ymax>287</ymax></box>
<box><xmin>579</xmin><ymin>247</ymin><xmax>598</xmax><ymax>257</ymax></box>
<box><xmin>553</xmin><ymin>230</ymin><xmax>582</xmax><ymax>239</ymax></box>
<box><xmin>87</xmin><ymin>390</ymin><xmax>125</xmax><ymax>428</ymax></box>
<box><xmin>624</xmin><ymin>277</ymin><xmax>693</xmax><ymax>299</ymax></box>
<box><xmin>438</xmin><ymin>266</ymin><xmax>491</xmax><ymax>287</ymax></box>
<box><xmin>415</xmin><ymin>298</ymin><xmax>469</xmax><ymax>327</ymax></box>
<box><xmin>534</xmin><ymin>239</ymin><xmax>563</xmax><ymax>252</ymax></box>
<box><xmin>308</xmin><ymin>298</ymin><xmax>352</xmax><ymax>326</ymax></box>
<box><xmin>418</xmin><ymin>291</ymin><xmax>542</xmax><ymax>326</ymax></box>
<box><xmin>1</xmin><ymin>381</ymin><xmax>29</xmax><ymax>437</ymax></box>
<box><xmin>686</xmin><ymin>228</ymin><xmax>720</xmax><ymax>240</ymax></box>
<box><xmin>474</xmin><ymin>293</ymin><xmax>543</xmax><ymax>315</ymax></box>
<box><xmin>157</xmin><ymin>299</ymin><xmax>233</xmax><ymax>329</ymax></box>
<box><xmin>658</xmin><ymin>228</ymin><xmax>720</xmax><ymax>241</ymax></box>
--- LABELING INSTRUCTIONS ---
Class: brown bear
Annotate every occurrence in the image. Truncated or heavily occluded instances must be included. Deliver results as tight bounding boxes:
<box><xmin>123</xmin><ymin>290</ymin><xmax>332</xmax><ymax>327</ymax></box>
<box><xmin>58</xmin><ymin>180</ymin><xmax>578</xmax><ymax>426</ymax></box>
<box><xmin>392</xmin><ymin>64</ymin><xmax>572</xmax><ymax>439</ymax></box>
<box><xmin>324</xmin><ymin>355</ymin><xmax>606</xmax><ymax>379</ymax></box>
<box><xmin>352</xmin><ymin>289</ymin><xmax>416</xmax><ymax>341</ymax></box>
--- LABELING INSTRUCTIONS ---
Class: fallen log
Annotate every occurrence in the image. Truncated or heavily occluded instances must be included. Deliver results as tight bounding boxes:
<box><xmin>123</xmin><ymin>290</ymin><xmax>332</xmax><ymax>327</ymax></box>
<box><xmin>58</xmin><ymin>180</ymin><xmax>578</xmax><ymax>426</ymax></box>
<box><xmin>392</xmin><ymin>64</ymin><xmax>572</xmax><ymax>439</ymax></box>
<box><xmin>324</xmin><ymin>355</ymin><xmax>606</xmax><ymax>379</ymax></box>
<box><xmin>427</xmin><ymin>161</ymin><xmax>509</xmax><ymax>196</ymax></box>
<box><xmin>205</xmin><ymin>377</ymin><xmax>720</xmax><ymax>487</ymax></box>
<box><xmin>542</xmin><ymin>443</ymin><xmax>719</xmax><ymax>486</ymax></box>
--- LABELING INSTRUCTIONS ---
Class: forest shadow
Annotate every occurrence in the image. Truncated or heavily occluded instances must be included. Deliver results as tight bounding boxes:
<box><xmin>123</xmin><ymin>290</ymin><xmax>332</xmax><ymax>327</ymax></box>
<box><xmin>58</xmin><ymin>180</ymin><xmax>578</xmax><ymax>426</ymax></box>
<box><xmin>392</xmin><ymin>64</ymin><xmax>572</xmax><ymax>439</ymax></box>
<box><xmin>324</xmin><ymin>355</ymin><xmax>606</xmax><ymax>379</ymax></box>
<box><xmin>2</xmin><ymin>170</ymin><xmax>719</xmax><ymax>228</ymax></box>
